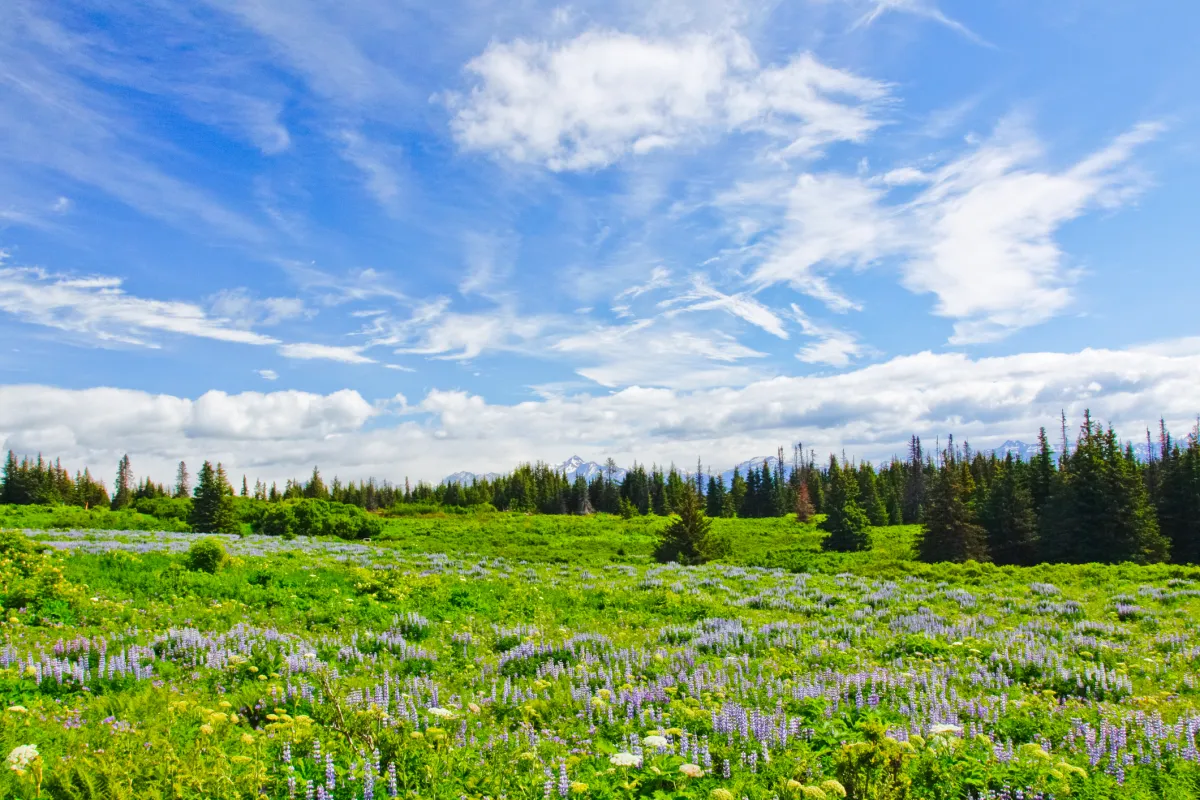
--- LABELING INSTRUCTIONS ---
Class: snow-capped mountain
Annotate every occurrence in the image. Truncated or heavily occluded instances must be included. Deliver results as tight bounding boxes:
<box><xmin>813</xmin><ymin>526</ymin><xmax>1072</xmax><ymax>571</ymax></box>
<box><xmin>441</xmin><ymin>456</ymin><xmax>626</xmax><ymax>486</ymax></box>
<box><xmin>553</xmin><ymin>456</ymin><xmax>627</xmax><ymax>482</ymax></box>
<box><xmin>990</xmin><ymin>439</ymin><xmax>1153</xmax><ymax>462</ymax></box>
<box><xmin>718</xmin><ymin>455</ymin><xmax>795</xmax><ymax>487</ymax></box>
<box><xmin>441</xmin><ymin>470</ymin><xmax>501</xmax><ymax>486</ymax></box>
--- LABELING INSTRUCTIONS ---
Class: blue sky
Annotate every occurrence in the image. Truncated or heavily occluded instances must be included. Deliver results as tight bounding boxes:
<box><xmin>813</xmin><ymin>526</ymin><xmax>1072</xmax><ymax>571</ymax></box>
<box><xmin>1</xmin><ymin>0</ymin><xmax>1198</xmax><ymax>484</ymax></box>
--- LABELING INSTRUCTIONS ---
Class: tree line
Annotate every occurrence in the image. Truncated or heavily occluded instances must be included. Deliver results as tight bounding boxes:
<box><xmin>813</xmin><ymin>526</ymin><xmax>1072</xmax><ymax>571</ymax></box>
<box><xmin>2</xmin><ymin>411</ymin><xmax>1198</xmax><ymax>563</ymax></box>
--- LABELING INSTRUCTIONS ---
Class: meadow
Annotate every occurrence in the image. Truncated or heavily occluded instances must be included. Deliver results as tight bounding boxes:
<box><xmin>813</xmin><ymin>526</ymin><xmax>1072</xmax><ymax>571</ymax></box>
<box><xmin>3</xmin><ymin>514</ymin><xmax>1200</xmax><ymax>799</ymax></box>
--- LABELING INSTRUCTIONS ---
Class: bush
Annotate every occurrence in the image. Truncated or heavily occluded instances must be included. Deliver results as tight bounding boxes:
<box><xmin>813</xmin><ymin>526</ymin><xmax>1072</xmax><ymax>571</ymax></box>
<box><xmin>252</xmin><ymin>499</ymin><xmax>382</xmax><ymax>539</ymax></box>
<box><xmin>185</xmin><ymin>537</ymin><xmax>228</xmax><ymax>573</ymax></box>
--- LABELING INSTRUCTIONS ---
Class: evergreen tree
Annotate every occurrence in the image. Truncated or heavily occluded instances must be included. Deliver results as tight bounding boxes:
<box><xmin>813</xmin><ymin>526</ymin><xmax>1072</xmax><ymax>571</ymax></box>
<box><xmin>190</xmin><ymin>461</ymin><xmax>238</xmax><ymax>534</ymax></box>
<box><xmin>821</xmin><ymin>456</ymin><xmax>871</xmax><ymax>552</ymax></box>
<box><xmin>654</xmin><ymin>486</ymin><xmax>727</xmax><ymax>565</ymax></box>
<box><xmin>1030</xmin><ymin>427</ymin><xmax>1054</xmax><ymax>520</ymax></box>
<box><xmin>1041</xmin><ymin>413</ymin><xmax>1169</xmax><ymax>564</ymax></box>
<box><xmin>111</xmin><ymin>454</ymin><xmax>133</xmax><ymax>510</ymax></box>
<box><xmin>174</xmin><ymin>461</ymin><xmax>190</xmax><ymax>499</ymax></box>
<box><xmin>918</xmin><ymin>449</ymin><xmax>990</xmax><ymax>563</ymax></box>
<box><xmin>857</xmin><ymin>464</ymin><xmax>888</xmax><ymax>526</ymax></box>
<box><xmin>305</xmin><ymin>466</ymin><xmax>328</xmax><ymax>500</ymax></box>
<box><xmin>705</xmin><ymin>475</ymin><xmax>726</xmax><ymax>518</ymax></box>
<box><xmin>729</xmin><ymin>467</ymin><xmax>747</xmax><ymax>517</ymax></box>
<box><xmin>979</xmin><ymin>454</ymin><xmax>1037</xmax><ymax>565</ymax></box>
<box><xmin>805</xmin><ymin>463</ymin><xmax>824</xmax><ymax>515</ymax></box>
<box><xmin>1158</xmin><ymin>429</ymin><xmax>1200</xmax><ymax>563</ymax></box>
<box><xmin>902</xmin><ymin>436</ymin><xmax>925</xmax><ymax>523</ymax></box>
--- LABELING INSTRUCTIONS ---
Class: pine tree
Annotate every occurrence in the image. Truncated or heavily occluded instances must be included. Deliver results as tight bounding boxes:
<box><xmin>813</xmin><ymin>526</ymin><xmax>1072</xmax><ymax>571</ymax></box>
<box><xmin>1030</xmin><ymin>427</ymin><xmax>1054</xmax><ymax>520</ymax></box>
<box><xmin>918</xmin><ymin>449</ymin><xmax>990</xmax><ymax>563</ymax></box>
<box><xmin>1041</xmin><ymin>413</ymin><xmax>1169</xmax><ymax>564</ymax></box>
<box><xmin>111</xmin><ymin>454</ymin><xmax>133</xmax><ymax>510</ymax></box>
<box><xmin>821</xmin><ymin>456</ymin><xmax>871</xmax><ymax>552</ymax></box>
<box><xmin>980</xmin><ymin>454</ymin><xmax>1037</xmax><ymax>565</ymax></box>
<box><xmin>190</xmin><ymin>461</ymin><xmax>238</xmax><ymax>534</ymax></box>
<box><xmin>1158</xmin><ymin>428</ymin><xmax>1200</xmax><ymax>563</ymax></box>
<box><xmin>305</xmin><ymin>466</ymin><xmax>327</xmax><ymax>500</ymax></box>
<box><xmin>654</xmin><ymin>487</ymin><xmax>727</xmax><ymax>564</ymax></box>
<box><xmin>174</xmin><ymin>461</ymin><xmax>190</xmax><ymax>499</ymax></box>
<box><xmin>857</xmin><ymin>464</ymin><xmax>888</xmax><ymax>526</ymax></box>
<box><xmin>902</xmin><ymin>436</ymin><xmax>925</xmax><ymax>523</ymax></box>
<box><xmin>705</xmin><ymin>475</ymin><xmax>726</xmax><ymax>518</ymax></box>
<box><xmin>729</xmin><ymin>468</ymin><xmax>747</xmax><ymax>517</ymax></box>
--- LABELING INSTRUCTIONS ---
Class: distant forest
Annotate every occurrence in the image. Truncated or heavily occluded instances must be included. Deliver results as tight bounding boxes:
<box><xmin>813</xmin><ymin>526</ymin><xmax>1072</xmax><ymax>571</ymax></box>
<box><xmin>3</xmin><ymin>411</ymin><xmax>1199</xmax><ymax>565</ymax></box>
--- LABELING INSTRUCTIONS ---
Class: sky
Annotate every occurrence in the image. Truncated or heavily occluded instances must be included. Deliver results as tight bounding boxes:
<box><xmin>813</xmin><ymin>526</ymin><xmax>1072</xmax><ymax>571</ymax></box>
<box><xmin>1</xmin><ymin>0</ymin><xmax>1199</xmax><ymax>486</ymax></box>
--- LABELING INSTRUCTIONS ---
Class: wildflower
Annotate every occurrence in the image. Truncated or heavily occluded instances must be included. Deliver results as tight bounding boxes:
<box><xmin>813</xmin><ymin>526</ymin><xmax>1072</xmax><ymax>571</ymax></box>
<box><xmin>609</xmin><ymin>752</ymin><xmax>641</xmax><ymax>767</ymax></box>
<box><xmin>679</xmin><ymin>763</ymin><xmax>703</xmax><ymax>778</ymax></box>
<box><xmin>928</xmin><ymin>723</ymin><xmax>963</xmax><ymax>736</ymax></box>
<box><xmin>800</xmin><ymin>788</ymin><xmax>827</xmax><ymax>799</ymax></box>
<box><xmin>199</xmin><ymin>724</ymin><xmax>214</xmax><ymax>735</ymax></box>
<box><xmin>241</xmin><ymin>733</ymin><xmax>255</xmax><ymax>745</ymax></box>
<box><xmin>6</xmin><ymin>706</ymin><xmax>27</xmax><ymax>714</ymax></box>
<box><xmin>819</xmin><ymin>780</ymin><xmax>847</xmax><ymax>798</ymax></box>
<box><xmin>786</xmin><ymin>779</ymin><xmax>803</xmax><ymax>791</ymax></box>
<box><xmin>642</xmin><ymin>735</ymin><xmax>668</xmax><ymax>748</ymax></box>
<box><xmin>468</xmin><ymin>703</ymin><xmax>481</xmax><ymax>714</ymax></box>
<box><xmin>7</xmin><ymin>745</ymin><xmax>39</xmax><ymax>772</ymax></box>
<box><xmin>569</xmin><ymin>782</ymin><xmax>589</xmax><ymax>794</ymax></box>
<box><xmin>711</xmin><ymin>790</ymin><xmax>735</xmax><ymax>800</ymax></box>
<box><xmin>427</xmin><ymin>707</ymin><xmax>455</xmax><ymax>720</ymax></box>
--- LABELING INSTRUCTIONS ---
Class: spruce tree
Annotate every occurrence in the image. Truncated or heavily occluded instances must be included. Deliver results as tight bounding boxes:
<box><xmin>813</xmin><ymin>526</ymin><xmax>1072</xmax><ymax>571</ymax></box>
<box><xmin>654</xmin><ymin>487</ymin><xmax>727</xmax><ymax>564</ymax></box>
<box><xmin>918</xmin><ymin>450</ymin><xmax>990</xmax><ymax>563</ymax></box>
<box><xmin>705</xmin><ymin>475</ymin><xmax>726</xmax><ymax>518</ymax></box>
<box><xmin>190</xmin><ymin>461</ymin><xmax>238</xmax><ymax>534</ymax></box>
<box><xmin>174</xmin><ymin>461</ymin><xmax>190</xmax><ymax>499</ymax></box>
<box><xmin>111</xmin><ymin>454</ymin><xmax>133</xmax><ymax>510</ymax></box>
<box><xmin>1158</xmin><ymin>430</ymin><xmax>1200</xmax><ymax>563</ymax></box>
<box><xmin>821</xmin><ymin>456</ymin><xmax>872</xmax><ymax>552</ymax></box>
<box><xmin>729</xmin><ymin>468</ymin><xmax>747</xmax><ymax>517</ymax></box>
<box><xmin>1041</xmin><ymin>413</ymin><xmax>1169</xmax><ymax>564</ymax></box>
<box><xmin>980</xmin><ymin>454</ymin><xmax>1037</xmax><ymax>565</ymax></box>
<box><xmin>857</xmin><ymin>464</ymin><xmax>888</xmax><ymax>526</ymax></box>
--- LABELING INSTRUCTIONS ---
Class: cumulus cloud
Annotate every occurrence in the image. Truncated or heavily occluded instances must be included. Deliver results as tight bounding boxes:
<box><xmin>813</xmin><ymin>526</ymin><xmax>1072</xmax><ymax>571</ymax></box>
<box><xmin>3</xmin><ymin>337</ymin><xmax>1199</xmax><ymax>485</ymax></box>
<box><xmin>447</xmin><ymin>30</ymin><xmax>886</xmax><ymax>170</ymax></box>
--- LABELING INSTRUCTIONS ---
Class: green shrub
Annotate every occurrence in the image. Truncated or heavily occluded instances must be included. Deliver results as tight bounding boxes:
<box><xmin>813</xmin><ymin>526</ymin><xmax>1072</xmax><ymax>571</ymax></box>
<box><xmin>184</xmin><ymin>537</ymin><xmax>228</xmax><ymax>573</ymax></box>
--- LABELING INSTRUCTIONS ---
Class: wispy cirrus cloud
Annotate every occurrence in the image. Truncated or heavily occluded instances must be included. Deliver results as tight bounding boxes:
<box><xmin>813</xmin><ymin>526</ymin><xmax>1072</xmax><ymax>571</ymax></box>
<box><xmin>740</xmin><ymin>120</ymin><xmax>1163</xmax><ymax>342</ymax></box>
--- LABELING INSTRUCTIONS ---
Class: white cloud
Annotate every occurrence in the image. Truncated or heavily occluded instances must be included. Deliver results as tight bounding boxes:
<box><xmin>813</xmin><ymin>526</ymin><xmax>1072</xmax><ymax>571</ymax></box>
<box><xmin>552</xmin><ymin>318</ymin><xmax>768</xmax><ymax>389</ymax></box>
<box><xmin>0</xmin><ymin>266</ymin><xmax>279</xmax><ymax>347</ymax></box>
<box><xmin>662</xmin><ymin>275</ymin><xmax>789</xmax><ymax>338</ymax></box>
<box><xmin>744</xmin><ymin>121</ymin><xmax>1162</xmax><ymax>340</ymax></box>
<box><xmin>277</xmin><ymin>343</ymin><xmax>376</xmax><ymax>365</ymax></box>
<box><xmin>209</xmin><ymin>288</ymin><xmax>310</xmax><ymax>327</ymax></box>
<box><xmin>848</xmin><ymin>0</ymin><xmax>991</xmax><ymax>47</ymax></box>
<box><xmin>4</xmin><ymin>337</ymin><xmax>1200</xmax><ymax>484</ymax></box>
<box><xmin>362</xmin><ymin>299</ymin><xmax>550</xmax><ymax>361</ymax></box>
<box><xmin>258</xmin><ymin>369</ymin><xmax>279</xmax><ymax>380</ymax></box>
<box><xmin>336</xmin><ymin>129</ymin><xmax>405</xmax><ymax>212</ymax></box>
<box><xmin>447</xmin><ymin>30</ymin><xmax>887</xmax><ymax>170</ymax></box>
<box><xmin>791</xmin><ymin>304</ymin><xmax>865</xmax><ymax>367</ymax></box>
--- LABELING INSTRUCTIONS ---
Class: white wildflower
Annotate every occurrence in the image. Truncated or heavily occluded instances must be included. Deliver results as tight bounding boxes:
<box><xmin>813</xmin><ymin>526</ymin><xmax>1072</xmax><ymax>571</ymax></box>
<box><xmin>642</xmin><ymin>734</ymin><xmax>669</xmax><ymax>748</ymax></box>
<box><xmin>609</xmin><ymin>752</ymin><xmax>642</xmax><ymax>767</ymax></box>
<box><xmin>6</xmin><ymin>745</ymin><xmax>39</xmax><ymax>772</ymax></box>
<box><xmin>679</xmin><ymin>763</ymin><xmax>704</xmax><ymax>778</ymax></box>
<box><xmin>929</xmin><ymin>723</ymin><xmax>963</xmax><ymax>736</ymax></box>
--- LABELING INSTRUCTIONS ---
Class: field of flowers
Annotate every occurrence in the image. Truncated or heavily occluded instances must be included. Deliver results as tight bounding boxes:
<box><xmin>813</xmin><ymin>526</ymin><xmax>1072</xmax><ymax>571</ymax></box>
<box><xmin>4</xmin><ymin>527</ymin><xmax>1200</xmax><ymax>799</ymax></box>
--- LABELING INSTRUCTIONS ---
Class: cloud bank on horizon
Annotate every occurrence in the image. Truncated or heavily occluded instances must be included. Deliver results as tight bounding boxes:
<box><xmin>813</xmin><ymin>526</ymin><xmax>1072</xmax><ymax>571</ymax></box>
<box><xmin>0</xmin><ymin>0</ymin><xmax>1197</xmax><ymax>484</ymax></box>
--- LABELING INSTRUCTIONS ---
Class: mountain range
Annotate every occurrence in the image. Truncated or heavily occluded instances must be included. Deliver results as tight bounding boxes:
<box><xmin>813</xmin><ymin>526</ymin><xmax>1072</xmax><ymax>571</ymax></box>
<box><xmin>442</xmin><ymin>439</ymin><xmax>1160</xmax><ymax>486</ymax></box>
